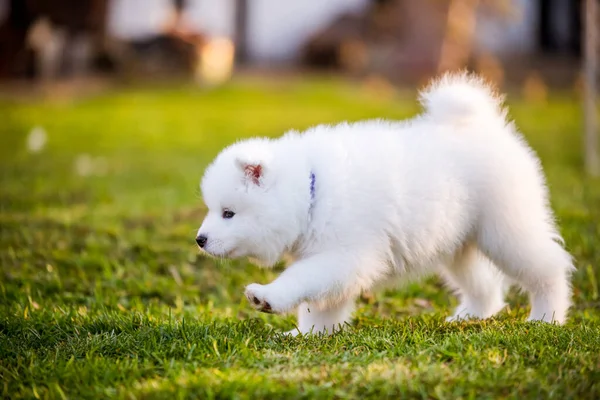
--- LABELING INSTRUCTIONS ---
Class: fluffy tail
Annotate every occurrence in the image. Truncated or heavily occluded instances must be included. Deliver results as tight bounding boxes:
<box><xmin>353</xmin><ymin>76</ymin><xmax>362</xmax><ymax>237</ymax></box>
<box><xmin>419</xmin><ymin>71</ymin><xmax>506</xmax><ymax>123</ymax></box>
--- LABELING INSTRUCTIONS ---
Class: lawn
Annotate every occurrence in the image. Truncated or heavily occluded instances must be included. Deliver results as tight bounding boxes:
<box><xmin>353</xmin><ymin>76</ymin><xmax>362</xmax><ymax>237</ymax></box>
<box><xmin>1</xmin><ymin>76</ymin><xmax>599</xmax><ymax>399</ymax></box>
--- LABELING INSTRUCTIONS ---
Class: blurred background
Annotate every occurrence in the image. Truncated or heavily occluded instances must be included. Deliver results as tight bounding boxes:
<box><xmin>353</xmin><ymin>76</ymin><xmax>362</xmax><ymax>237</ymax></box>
<box><xmin>2</xmin><ymin>5</ymin><xmax>600</xmax><ymax>397</ymax></box>
<box><xmin>2</xmin><ymin>0</ymin><xmax>598</xmax><ymax>173</ymax></box>
<box><xmin>0</xmin><ymin>0</ymin><xmax>589</xmax><ymax>91</ymax></box>
<box><xmin>1</xmin><ymin>0</ymin><xmax>599</xmax><ymax>319</ymax></box>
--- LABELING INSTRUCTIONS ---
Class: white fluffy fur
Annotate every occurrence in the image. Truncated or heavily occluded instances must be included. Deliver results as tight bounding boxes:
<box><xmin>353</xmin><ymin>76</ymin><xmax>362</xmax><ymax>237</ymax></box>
<box><xmin>197</xmin><ymin>72</ymin><xmax>575</xmax><ymax>335</ymax></box>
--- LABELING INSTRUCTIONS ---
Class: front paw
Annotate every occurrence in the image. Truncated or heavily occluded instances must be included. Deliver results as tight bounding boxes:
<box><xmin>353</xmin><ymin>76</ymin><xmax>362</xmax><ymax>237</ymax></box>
<box><xmin>244</xmin><ymin>283</ymin><xmax>290</xmax><ymax>314</ymax></box>
<box><xmin>245</xmin><ymin>283</ymin><xmax>273</xmax><ymax>313</ymax></box>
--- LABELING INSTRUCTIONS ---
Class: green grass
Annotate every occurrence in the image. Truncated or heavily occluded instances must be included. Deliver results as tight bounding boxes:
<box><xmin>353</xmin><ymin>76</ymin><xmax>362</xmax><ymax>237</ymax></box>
<box><xmin>1</xmin><ymin>76</ymin><xmax>599</xmax><ymax>399</ymax></box>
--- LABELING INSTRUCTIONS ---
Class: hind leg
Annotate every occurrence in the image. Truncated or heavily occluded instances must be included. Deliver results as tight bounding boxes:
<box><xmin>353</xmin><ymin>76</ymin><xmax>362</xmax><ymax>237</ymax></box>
<box><xmin>285</xmin><ymin>299</ymin><xmax>355</xmax><ymax>336</ymax></box>
<box><xmin>442</xmin><ymin>245</ymin><xmax>508</xmax><ymax>321</ymax></box>
<box><xmin>478</xmin><ymin>218</ymin><xmax>574</xmax><ymax>324</ymax></box>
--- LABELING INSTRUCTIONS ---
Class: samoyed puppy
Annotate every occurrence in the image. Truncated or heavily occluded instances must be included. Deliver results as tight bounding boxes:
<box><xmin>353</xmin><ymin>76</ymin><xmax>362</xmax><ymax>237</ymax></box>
<box><xmin>196</xmin><ymin>72</ymin><xmax>574</xmax><ymax>335</ymax></box>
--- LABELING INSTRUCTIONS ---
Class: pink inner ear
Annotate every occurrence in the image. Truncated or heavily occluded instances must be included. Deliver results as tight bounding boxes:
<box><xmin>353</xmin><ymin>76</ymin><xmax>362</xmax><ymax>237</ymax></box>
<box><xmin>244</xmin><ymin>164</ymin><xmax>262</xmax><ymax>185</ymax></box>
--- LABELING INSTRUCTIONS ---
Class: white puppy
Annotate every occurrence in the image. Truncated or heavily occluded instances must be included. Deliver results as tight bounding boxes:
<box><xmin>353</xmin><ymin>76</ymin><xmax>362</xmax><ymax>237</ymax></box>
<box><xmin>196</xmin><ymin>72</ymin><xmax>575</xmax><ymax>335</ymax></box>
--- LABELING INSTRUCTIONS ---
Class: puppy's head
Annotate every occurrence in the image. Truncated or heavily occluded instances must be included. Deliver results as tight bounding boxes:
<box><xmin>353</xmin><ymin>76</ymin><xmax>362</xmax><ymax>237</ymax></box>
<box><xmin>196</xmin><ymin>139</ymin><xmax>302</xmax><ymax>267</ymax></box>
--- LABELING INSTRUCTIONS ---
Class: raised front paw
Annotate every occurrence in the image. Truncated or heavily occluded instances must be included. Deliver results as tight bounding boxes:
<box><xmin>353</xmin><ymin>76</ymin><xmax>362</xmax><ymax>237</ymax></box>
<box><xmin>245</xmin><ymin>283</ymin><xmax>273</xmax><ymax>313</ymax></box>
<box><xmin>244</xmin><ymin>283</ymin><xmax>290</xmax><ymax>314</ymax></box>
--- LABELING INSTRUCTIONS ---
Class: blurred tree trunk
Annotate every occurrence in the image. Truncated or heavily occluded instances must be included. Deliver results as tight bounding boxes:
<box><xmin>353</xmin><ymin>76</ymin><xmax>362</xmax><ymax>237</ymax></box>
<box><xmin>0</xmin><ymin>0</ymin><xmax>34</xmax><ymax>78</ymax></box>
<box><xmin>583</xmin><ymin>0</ymin><xmax>600</xmax><ymax>176</ymax></box>
<box><xmin>437</xmin><ymin>0</ymin><xmax>479</xmax><ymax>73</ymax></box>
<box><xmin>234</xmin><ymin>0</ymin><xmax>248</xmax><ymax>65</ymax></box>
<box><xmin>540</xmin><ymin>0</ymin><xmax>582</xmax><ymax>56</ymax></box>
<box><xmin>539</xmin><ymin>0</ymin><xmax>557</xmax><ymax>52</ymax></box>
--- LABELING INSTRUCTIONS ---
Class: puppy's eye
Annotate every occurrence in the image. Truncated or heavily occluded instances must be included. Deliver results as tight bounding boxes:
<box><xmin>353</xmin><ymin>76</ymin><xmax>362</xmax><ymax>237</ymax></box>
<box><xmin>222</xmin><ymin>210</ymin><xmax>235</xmax><ymax>219</ymax></box>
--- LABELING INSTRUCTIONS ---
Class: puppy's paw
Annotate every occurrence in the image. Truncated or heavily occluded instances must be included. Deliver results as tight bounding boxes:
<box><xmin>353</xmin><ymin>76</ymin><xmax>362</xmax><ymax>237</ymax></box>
<box><xmin>446</xmin><ymin>314</ymin><xmax>468</xmax><ymax>323</ymax></box>
<box><xmin>244</xmin><ymin>283</ymin><xmax>272</xmax><ymax>313</ymax></box>
<box><xmin>282</xmin><ymin>329</ymin><xmax>301</xmax><ymax>337</ymax></box>
<box><xmin>245</xmin><ymin>283</ymin><xmax>294</xmax><ymax>314</ymax></box>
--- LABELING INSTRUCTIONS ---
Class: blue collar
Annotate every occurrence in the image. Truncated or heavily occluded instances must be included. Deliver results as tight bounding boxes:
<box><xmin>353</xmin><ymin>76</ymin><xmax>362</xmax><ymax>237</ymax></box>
<box><xmin>310</xmin><ymin>172</ymin><xmax>316</xmax><ymax>202</ymax></box>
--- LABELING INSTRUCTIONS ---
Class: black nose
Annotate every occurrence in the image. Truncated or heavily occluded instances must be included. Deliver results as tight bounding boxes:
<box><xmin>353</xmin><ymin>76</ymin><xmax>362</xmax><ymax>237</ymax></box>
<box><xmin>196</xmin><ymin>235</ymin><xmax>207</xmax><ymax>248</ymax></box>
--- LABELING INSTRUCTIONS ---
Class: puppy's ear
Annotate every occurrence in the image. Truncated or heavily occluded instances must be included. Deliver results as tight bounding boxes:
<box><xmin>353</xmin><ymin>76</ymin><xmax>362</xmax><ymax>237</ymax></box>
<box><xmin>235</xmin><ymin>158</ymin><xmax>265</xmax><ymax>186</ymax></box>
